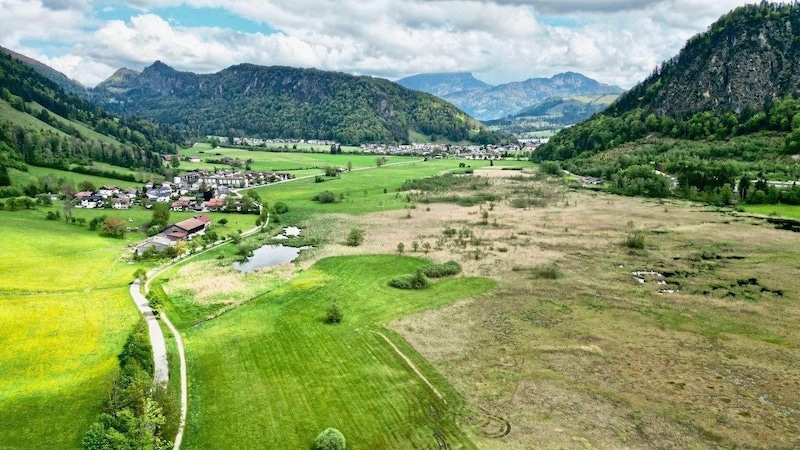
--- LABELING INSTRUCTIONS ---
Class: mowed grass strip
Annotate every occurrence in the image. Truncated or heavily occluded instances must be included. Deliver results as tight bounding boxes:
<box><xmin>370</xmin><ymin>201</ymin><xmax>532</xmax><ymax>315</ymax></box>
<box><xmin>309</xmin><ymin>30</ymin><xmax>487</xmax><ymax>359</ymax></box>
<box><xmin>0</xmin><ymin>210</ymin><xmax>140</xmax><ymax>448</ymax></box>
<box><xmin>180</xmin><ymin>255</ymin><xmax>494</xmax><ymax>449</ymax></box>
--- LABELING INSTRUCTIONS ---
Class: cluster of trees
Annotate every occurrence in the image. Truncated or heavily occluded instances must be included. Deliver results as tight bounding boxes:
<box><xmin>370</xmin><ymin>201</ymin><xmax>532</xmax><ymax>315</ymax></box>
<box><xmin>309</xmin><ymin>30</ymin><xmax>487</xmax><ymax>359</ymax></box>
<box><xmin>537</xmin><ymin>97</ymin><xmax>800</xmax><ymax>163</ymax></box>
<box><xmin>743</xmin><ymin>175</ymin><xmax>800</xmax><ymax>205</ymax></box>
<box><xmin>554</xmin><ymin>135</ymin><xmax>800</xmax><ymax>204</ymax></box>
<box><xmin>82</xmin><ymin>321</ymin><xmax>175</xmax><ymax>449</ymax></box>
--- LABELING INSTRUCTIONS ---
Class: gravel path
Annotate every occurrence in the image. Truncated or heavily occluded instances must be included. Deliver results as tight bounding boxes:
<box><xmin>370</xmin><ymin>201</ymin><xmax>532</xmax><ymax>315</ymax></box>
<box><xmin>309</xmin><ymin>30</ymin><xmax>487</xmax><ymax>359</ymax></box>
<box><xmin>129</xmin><ymin>280</ymin><xmax>169</xmax><ymax>386</ymax></box>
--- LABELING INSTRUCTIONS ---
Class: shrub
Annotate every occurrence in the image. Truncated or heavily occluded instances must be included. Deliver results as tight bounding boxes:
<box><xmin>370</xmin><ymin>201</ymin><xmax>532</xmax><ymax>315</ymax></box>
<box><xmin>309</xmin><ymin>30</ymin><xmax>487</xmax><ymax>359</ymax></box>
<box><xmin>625</xmin><ymin>233</ymin><xmax>645</xmax><ymax>249</ymax></box>
<box><xmin>326</xmin><ymin>302</ymin><xmax>343</xmax><ymax>324</ymax></box>
<box><xmin>389</xmin><ymin>269</ymin><xmax>432</xmax><ymax>290</ymax></box>
<box><xmin>315</xmin><ymin>428</ymin><xmax>346</xmax><ymax>450</ymax></box>
<box><xmin>146</xmin><ymin>291</ymin><xmax>163</xmax><ymax>313</ymax></box>
<box><xmin>530</xmin><ymin>263</ymin><xmax>562</xmax><ymax>279</ymax></box>
<box><xmin>88</xmin><ymin>215</ymin><xmax>107</xmax><ymax>231</ymax></box>
<box><xmin>273</xmin><ymin>201</ymin><xmax>289</xmax><ymax>214</ymax></box>
<box><xmin>421</xmin><ymin>261</ymin><xmax>462</xmax><ymax>278</ymax></box>
<box><xmin>345</xmin><ymin>228</ymin><xmax>365</xmax><ymax>246</ymax></box>
<box><xmin>540</xmin><ymin>161</ymin><xmax>563</xmax><ymax>176</ymax></box>
<box><xmin>312</xmin><ymin>191</ymin><xmax>341</xmax><ymax>203</ymax></box>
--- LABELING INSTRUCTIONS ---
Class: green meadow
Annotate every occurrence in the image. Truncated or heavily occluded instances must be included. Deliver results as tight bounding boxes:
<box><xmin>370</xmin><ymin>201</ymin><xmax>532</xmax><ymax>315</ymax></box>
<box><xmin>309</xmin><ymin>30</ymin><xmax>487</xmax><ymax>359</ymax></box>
<box><xmin>179</xmin><ymin>143</ymin><xmax>419</xmax><ymax>173</ymax></box>
<box><xmin>253</xmin><ymin>158</ymin><xmax>530</xmax><ymax>220</ymax></box>
<box><xmin>741</xmin><ymin>203</ymin><xmax>800</xmax><ymax>219</ymax></box>
<box><xmin>0</xmin><ymin>209</ymin><xmax>144</xmax><ymax>448</ymax></box>
<box><xmin>171</xmin><ymin>255</ymin><xmax>494</xmax><ymax>449</ymax></box>
<box><xmin>12</xmin><ymin>165</ymin><xmax>143</xmax><ymax>189</ymax></box>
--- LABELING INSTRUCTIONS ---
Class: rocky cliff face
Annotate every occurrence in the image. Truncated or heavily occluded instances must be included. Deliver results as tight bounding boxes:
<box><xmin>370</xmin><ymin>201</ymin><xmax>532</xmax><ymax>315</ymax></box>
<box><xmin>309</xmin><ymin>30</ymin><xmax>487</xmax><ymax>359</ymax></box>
<box><xmin>609</xmin><ymin>3</ymin><xmax>800</xmax><ymax>117</ymax></box>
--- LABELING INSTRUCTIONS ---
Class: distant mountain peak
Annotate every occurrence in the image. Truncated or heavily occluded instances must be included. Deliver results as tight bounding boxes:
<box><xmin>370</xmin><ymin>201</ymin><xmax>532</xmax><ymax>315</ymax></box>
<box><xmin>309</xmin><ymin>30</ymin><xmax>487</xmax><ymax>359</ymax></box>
<box><xmin>420</xmin><ymin>71</ymin><xmax>624</xmax><ymax>120</ymax></box>
<box><xmin>396</xmin><ymin>72</ymin><xmax>492</xmax><ymax>97</ymax></box>
<box><xmin>96</xmin><ymin>67</ymin><xmax>140</xmax><ymax>90</ymax></box>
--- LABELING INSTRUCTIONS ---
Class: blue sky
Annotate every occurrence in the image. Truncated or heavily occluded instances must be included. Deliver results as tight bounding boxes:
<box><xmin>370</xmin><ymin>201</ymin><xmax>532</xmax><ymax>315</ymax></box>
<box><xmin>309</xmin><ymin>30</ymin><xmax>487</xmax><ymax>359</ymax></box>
<box><xmin>95</xmin><ymin>4</ymin><xmax>276</xmax><ymax>35</ymax></box>
<box><xmin>0</xmin><ymin>0</ymin><xmax>774</xmax><ymax>87</ymax></box>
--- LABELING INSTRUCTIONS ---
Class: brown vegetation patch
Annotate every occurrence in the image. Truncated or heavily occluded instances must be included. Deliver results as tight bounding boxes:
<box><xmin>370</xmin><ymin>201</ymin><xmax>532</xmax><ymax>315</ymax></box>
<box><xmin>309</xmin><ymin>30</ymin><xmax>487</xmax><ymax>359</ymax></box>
<box><xmin>376</xmin><ymin>184</ymin><xmax>800</xmax><ymax>449</ymax></box>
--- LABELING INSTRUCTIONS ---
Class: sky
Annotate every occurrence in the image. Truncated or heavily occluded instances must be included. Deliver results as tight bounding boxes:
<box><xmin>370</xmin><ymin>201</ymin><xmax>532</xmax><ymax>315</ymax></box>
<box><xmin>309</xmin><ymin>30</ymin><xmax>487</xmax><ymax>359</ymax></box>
<box><xmin>0</xmin><ymin>0</ymin><xmax>779</xmax><ymax>88</ymax></box>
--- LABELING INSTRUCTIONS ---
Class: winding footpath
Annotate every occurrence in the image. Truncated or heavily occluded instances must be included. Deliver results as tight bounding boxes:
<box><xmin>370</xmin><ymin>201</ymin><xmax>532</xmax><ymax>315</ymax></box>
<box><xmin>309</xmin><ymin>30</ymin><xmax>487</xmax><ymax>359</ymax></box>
<box><xmin>129</xmin><ymin>280</ymin><xmax>169</xmax><ymax>386</ymax></box>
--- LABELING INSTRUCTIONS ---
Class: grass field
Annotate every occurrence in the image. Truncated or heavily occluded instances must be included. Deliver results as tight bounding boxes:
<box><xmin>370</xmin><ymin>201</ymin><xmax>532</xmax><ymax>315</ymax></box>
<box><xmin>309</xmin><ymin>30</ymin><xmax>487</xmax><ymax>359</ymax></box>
<box><xmin>741</xmin><ymin>203</ymin><xmax>800</xmax><ymax>219</ymax></box>
<box><xmin>178</xmin><ymin>144</ymin><xmax>419</xmax><ymax>173</ymax></box>
<box><xmin>11</xmin><ymin>165</ymin><xmax>144</xmax><ymax>189</ymax></box>
<box><xmin>165</xmin><ymin>254</ymin><xmax>493</xmax><ymax>449</ymax></box>
<box><xmin>0</xmin><ymin>208</ymin><xmax>144</xmax><ymax>448</ymax></box>
<box><xmin>252</xmin><ymin>158</ymin><xmax>531</xmax><ymax>221</ymax></box>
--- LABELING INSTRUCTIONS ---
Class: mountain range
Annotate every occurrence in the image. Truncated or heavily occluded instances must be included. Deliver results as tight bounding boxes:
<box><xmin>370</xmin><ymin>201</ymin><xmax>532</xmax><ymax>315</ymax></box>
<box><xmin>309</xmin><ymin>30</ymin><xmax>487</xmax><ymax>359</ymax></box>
<box><xmin>397</xmin><ymin>72</ymin><xmax>624</xmax><ymax>121</ymax></box>
<box><xmin>89</xmin><ymin>62</ymin><xmax>493</xmax><ymax>145</ymax></box>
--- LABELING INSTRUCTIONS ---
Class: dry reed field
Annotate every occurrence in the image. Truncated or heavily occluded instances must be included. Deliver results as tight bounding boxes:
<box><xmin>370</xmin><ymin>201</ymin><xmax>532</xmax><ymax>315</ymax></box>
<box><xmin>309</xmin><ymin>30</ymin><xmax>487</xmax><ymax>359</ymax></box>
<box><xmin>299</xmin><ymin>170</ymin><xmax>800</xmax><ymax>449</ymax></box>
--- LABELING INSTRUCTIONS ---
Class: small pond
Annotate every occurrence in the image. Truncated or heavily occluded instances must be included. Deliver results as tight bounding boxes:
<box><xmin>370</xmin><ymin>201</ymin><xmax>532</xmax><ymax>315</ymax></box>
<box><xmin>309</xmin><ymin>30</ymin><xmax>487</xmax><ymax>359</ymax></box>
<box><xmin>233</xmin><ymin>244</ymin><xmax>311</xmax><ymax>273</ymax></box>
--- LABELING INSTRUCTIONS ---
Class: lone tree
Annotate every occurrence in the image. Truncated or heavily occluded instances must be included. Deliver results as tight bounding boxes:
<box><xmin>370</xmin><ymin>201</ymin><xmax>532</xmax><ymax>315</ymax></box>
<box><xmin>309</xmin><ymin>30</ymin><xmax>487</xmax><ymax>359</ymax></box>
<box><xmin>151</xmin><ymin>202</ymin><xmax>170</xmax><ymax>227</ymax></box>
<box><xmin>326</xmin><ymin>302</ymin><xmax>343</xmax><ymax>324</ymax></box>
<box><xmin>315</xmin><ymin>428</ymin><xmax>346</xmax><ymax>450</ymax></box>
<box><xmin>78</xmin><ymin>180</ymin><xmax>96</xmax><ymax>192</ymax></box>
<box><xmin>346</xmin><ymin>228</ymin><xmax>365</xmax><ymax>246</ymax></box>
<box><xmin>397</xmin><ymin>242</ymin><xmax>405</xmax><ymax>255</ymax></box>
<box><xmin>101</xmin><ymin>216</ymin><xmax>126</xmax><ymax>238</ymax></box>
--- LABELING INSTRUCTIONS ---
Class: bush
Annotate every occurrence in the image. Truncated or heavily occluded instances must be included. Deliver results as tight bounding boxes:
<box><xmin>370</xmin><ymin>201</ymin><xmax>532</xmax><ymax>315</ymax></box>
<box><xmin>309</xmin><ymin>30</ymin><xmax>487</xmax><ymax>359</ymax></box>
<box><xmin>326</xmin><ymin>302</ymin><xmax>343</xmax><ymax>324</ymax></box>
<box><xmin>421</xmin><ymin>261</ymin><xmax>461</xmax><ymax>278</ymax></box>
<box><xmin>89</xmin><ymin>215</ymin><xmax>107</xmax><ymax>231</ymax></box>
<box><xmin>315</xmin><ymin>428</ymin><xmax>346</xmax><ymax>450</ymax></box>
<box><xmin>312</xmin><ymin>191</ymin><xmax>341</xmax><ymax>203</ymax></box>
<box><xmin>540</xmin><ymin>161</ymin><xmax>562</xmax><ymax>176</ymax></box>
<box><xmin>389</xmin><ymin>269</ymin><xmax>432</xmax><ymax>290</ymax></box>
<box><xmin>625</xmin><ymin>233</ymin><xmax>645</xmax><ymax>249</ymax></box>
<box><xmin>345</xmin><ymin>228</ymin><xmax>365</xmax><ymax>246</ymax></box>
<box><xmin>273</xmin><ymin>201</ymin><xmax>289</xmax><ymax>214</ymax></box>
<box><xmin>530</xmin><ymin>263</ymin><xmax>562</xmax><ymax>279</ymax></box>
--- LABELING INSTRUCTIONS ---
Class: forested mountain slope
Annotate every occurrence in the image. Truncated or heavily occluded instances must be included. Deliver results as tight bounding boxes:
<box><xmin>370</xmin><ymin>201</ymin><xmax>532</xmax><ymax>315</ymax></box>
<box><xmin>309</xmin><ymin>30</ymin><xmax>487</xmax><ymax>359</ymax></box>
<box><xmin>0</xmin><ymin>51</ymin><xmax>178</xmax><ymax>189</ymax></box>
<box><xmin>0</xmin><ymin>45</ymin><xmax>88</xmax><ymax>97</ymax></box>
<box><xmin>535</xmin><ymin>3</ymin><xmax>800</xmax><ymax>205</ymax></box>
<box><xmin>91</xmin><ymin>62</ymin><xmax>490</xmax><ymax>145</ymax></box>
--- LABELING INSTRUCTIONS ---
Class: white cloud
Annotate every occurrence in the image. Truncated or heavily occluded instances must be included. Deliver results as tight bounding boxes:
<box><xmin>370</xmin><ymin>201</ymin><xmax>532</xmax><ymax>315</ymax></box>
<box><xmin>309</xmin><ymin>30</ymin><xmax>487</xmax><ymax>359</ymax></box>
<box><xmin>0</xmin><ymin>0</ymin><xmax>783</xmax><ymax>88</ymax></box>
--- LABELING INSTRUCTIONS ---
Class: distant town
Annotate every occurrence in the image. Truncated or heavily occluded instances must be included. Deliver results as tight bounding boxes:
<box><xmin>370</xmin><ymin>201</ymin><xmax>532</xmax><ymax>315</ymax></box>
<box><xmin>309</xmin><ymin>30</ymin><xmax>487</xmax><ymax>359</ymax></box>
<box><xmin>208</xmin><ymin>136</ymin><xmax>548</xmax><ymax>160</ymax></box>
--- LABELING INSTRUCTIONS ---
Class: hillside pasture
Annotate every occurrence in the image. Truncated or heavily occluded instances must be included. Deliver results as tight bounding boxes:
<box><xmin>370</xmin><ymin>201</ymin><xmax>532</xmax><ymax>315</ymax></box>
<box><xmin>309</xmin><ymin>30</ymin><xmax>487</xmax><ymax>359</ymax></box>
<box><xmin>0</xmin><ymin>209</ymin><xmax>141</xmax><ymax>448</ymax></box>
